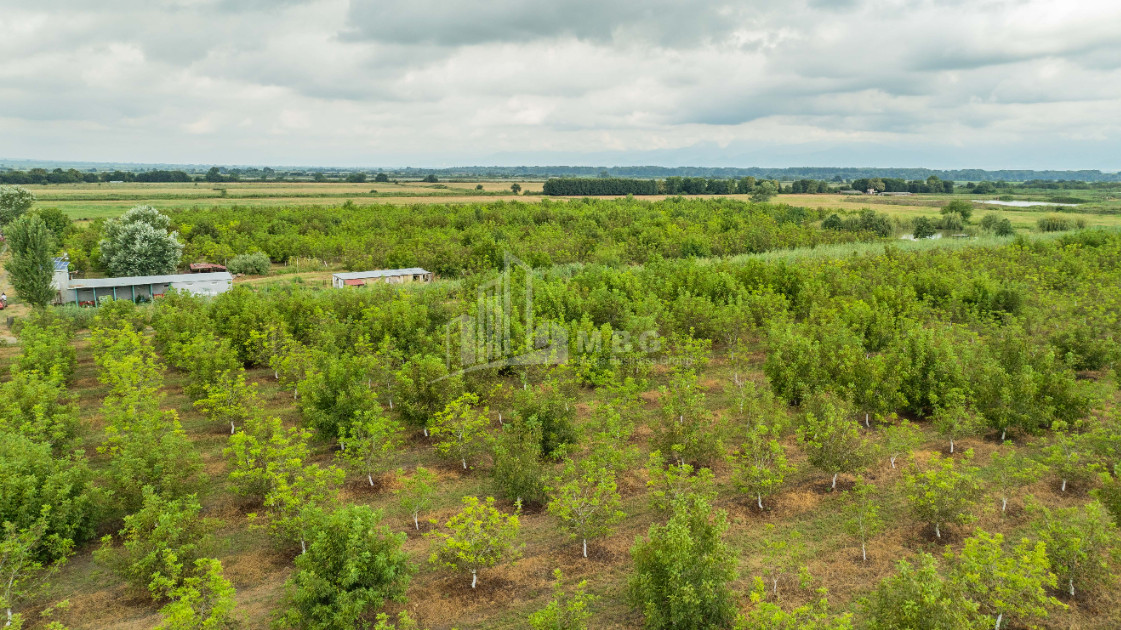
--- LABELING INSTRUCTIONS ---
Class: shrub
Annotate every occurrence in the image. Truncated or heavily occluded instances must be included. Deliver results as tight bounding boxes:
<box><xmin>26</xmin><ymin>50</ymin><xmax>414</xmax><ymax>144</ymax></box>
<box><xmin>1037</xmin><ymin>215</ymin><xmax>1074</xmax><ymax>232</ymax></box>
<box><xmin>428</xmin><ymin>496</ymin><xmax>519</xmax><ymax>589</ymax></box>
<box><xmin>529</xmin><ymin>570</ymin><xmax>596</xmax><ymax>630</ymax></box>
<box><xmin>225</xmin><ymin>252</ymin><xmax>270</xmax><ymax>276</ymax></box>
<box><xmin>279</xmin><ymin>505</ymin><xmax>412</xmax><ymax>630</ymax></box>
<box><xmin>629</xmin><ymin>495</ymin><xmax>737</xmax><ymax>630</ymax></box>
<box><xmin>861</xmin><ymin>553</ymin><xmax>978</xmax><ymax>630</ymax></box>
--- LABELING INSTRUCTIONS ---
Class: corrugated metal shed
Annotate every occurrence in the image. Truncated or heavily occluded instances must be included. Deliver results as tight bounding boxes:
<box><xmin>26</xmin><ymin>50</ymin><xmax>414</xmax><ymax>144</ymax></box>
<box><xmin>333</xmin><ymin>267</ymin><xmax>431</xmax><ymax>281</ymax></box>
<box><xmin>67</xmin><ymin>271</ymin><xmax>233</xmax><ymax>289</ymax></box>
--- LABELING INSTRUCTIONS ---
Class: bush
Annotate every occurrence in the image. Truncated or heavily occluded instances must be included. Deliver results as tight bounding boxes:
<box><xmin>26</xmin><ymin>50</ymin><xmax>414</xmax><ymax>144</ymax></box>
<box><xmin>226</xmin><ymin>252</ymin><xmax>270</xmax><ymax>276</ymax></box>
<box><xmin>279</xmin><ymin>505</ymin><xmax>412</xmax><ymax>630</ymax></box>
<box><xmin>1037</xmin><ymin>216</ymin><xmax>1074</xmax><ymax>232</ymax></box>
<box><xmin>629</xmin><ymin>495</ymin><xmax>737</xmax><ymax>630</ymax></box>
<box><xmin>941</xmin><ymin>200</ymin><xmax>974</xmax><ymax>222</ymax></box>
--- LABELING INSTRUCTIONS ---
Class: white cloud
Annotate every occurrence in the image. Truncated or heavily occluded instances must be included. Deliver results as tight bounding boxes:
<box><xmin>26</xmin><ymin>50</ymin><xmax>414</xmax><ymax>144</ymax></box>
<box><xmin>1</xmin><ymin>0</ymin><xmax>1119</xmax><ymax>168</ymax></box>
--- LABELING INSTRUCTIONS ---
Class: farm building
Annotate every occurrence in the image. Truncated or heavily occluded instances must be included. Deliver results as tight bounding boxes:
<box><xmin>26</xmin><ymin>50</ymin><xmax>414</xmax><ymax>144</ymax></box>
<box><xmin>332</xmin><ymin>267</ymin><xmax>433</xmax><ymax>288</ymax></box>
<box><xmin>190</xmin><ymin>262</ymin><xmax>228</xmax><ymax>273</ymax></box>
<box><xmin>57</xmin><ymin>271</ymin><xmax>233</xmax><ymax>305</ymax></box>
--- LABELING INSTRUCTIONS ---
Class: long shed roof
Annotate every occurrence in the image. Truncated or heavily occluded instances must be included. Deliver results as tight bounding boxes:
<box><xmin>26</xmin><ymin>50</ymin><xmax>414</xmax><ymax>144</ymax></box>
<box><xmin>67</xmin><ymin>272</ymin><xmax>233</xmax><ymax>289</ymax></box>
<box><xmin>332</xmin><ymin>268</ymin><xmax>431</xmax><ymax>281</ymax></box>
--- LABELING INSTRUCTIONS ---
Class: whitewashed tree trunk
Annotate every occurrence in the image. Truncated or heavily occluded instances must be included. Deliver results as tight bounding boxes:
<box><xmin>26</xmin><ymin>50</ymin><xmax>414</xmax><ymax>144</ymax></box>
<box><xmin>862</xmin><ymin>542</ymin><xmax>867</xmax><ymax>562</ymax></box>
<box><xmin>864</xmin><ymin>413</ymin><xmax>870</xmax><ymax>428</ymax></box>
<box><xmin>413</xmin><ymin>512</ymin><xmax>420</xmax><ymax>530</ymax></box>
<box><xmin>1069</xmin><ymin>577</ymin><xmax>1075</xmax><ymax>596</ymax></box>
<box><xmin>934</xmin><ymin>523</ymin><xmax>941</xmax><ymax>539</ymax></box>
<box><xmin>462</xmin><ymin>458</ymin><xmax>467</xmax><ymax>470</ymax></box>
<box><xmin>423</xmin><ymin>428</ymin><xmax>428</xmax><ymax>437</ymax></box>
<box><xmin>994</xmin><ymin>612</ymin><xmax>1003</xmax><ymax>630</ymax></box>
<box><xmin>583</xmin><ymin>539</ymin><xmax>588</xmax><ymax>558</ymax></box>
<box><xmin>757</xmin><ymin>493</ymin><xmax>763</xmax><ymax>509</ymax></box>
<box><xmin>1001</xmin><ymin>428</ymin><xmax>1007</xmax><ymax>441</ymax></box>
<box><xmin>300</xmin><ymin>539</ymin><xmax>307</xmax><ymax>554</ymax></box>
<box><xmin>471</xmin><ymin>570</ymin><xmax>477</xmax><ymax>589</ymax></box>
<box><xmin>367</xmin><ymin>473</ymin><xmax>375</xmax><ymax>487</ymax></box>
<box><xmin>1061</xmin><ymin>479</ymin><xmax>1067</xmax><ymax>492</ymax></box>
<box><xmin>832</xmin><ymin>473</ymin><xmax>838</xmax><ymax>489</ymax></box>
<box><xmin>890</xmin><ymin>455</ymin><xmax>897</xmax><ymax>469</ymax></box>
<box><xmin>1001</xmin><ymin>496</ymin><xmax>1008</xmax><ymax>512</ymax></box>
<box><xmin>949</xmin><ymin>439</ymin><xmax>955</xmax><ymax>454</ymax></box>
<box><xmin>230</xmin><ymin>421</ymin><xmax>236</xmax><ymax>434</ymax></box>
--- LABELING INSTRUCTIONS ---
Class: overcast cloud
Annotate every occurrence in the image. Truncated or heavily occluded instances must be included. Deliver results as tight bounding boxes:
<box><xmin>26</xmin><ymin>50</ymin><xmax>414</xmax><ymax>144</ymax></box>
<box><xmin>1</xmin><ymin>0</ymin><xmax>1119</xmax><ymax>169</ymax></box>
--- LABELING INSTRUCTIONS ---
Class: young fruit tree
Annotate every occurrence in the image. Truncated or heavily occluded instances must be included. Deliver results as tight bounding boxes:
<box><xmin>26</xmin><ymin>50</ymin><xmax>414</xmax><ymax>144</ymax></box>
<box><xmin>278</xmin><ymin>505</ymin><xmax>412</xmax><ymax>630</ymax></box>
<box><xmin>797</xmin><ymin>396</ymin><xmax>870</xmax><ymax>489</ymax></box>
<box><xmin>193</xmin><ymin>368</ymin><xmax>259</xmax><ymax>434</ymax></box>
<box><xmin>862</xmin><ymin>553</ymin><xmax>979</xmax><ymax>630</ymax></box>
<box><xmin>429</xmin><ymin>393</ymin><xmax>492</xmax><ymax>470</ymax></box>
<box><xmin>0</xmin><ymin>517</ymin><xmax>72</xmax><ymax>628</ymax></box>
<box><xmin>394</xmin><ymin>467</ymin><xmax>437</xmax><ymax>531</ymax></box>
<box><xmin>645</xmin><ymin>452</ymin><xmax>717</xmax><ymax>514</ymax></box>
<box><xmin>732</xmin><ymin>422</ymin><xmax>792</xmax><ymax>510</ymax></box>
<box><xmin>879</xmin><ymin>419</ymin><xmax>922</xmax><ymax>469</ymax></box>
<box><xmin>843</xmin><ymin>477</ymin><xmax>884</xmax><ymax>563</ymax></box>
<box><xmin>1027</xmin><ymin>499</ymin><xmax>1120</xmax><ymax>598</ymax></box>
<box><xmin>759</xmin><ymin>524</ymin><xmax>805</xmax><ymax>599</ymax></box>
<box><xmin>740</xmin><ymin>576</ymin><xmax>853</xmax><ymax>630</ymax></box>
<box><xmin>949</xmin><ymin>530</ymin><xmax>1063</xmax><ymax>630</ymax></box>
<box><xmin>3</xmin><ymin>214</ymin><xmax>57</xmax><ymax>309</ymax></box>
<box><xmin>932</xmin><ymin>394</ymin><xmax>984</xmax><ymax>454</ymax></box>
<box><xmin>528</xmin><ymin>569</ymin><xmax>596</xmax><ymax>630</ymax></box>
<box><xmin>629</xmin><ymin>494</ymin><xmax>737</xmax><ymax>630</ymax></box>
<box><xmin>546</xmin><ymin>460</ymin><xmax>625</xmax><ymax>558</ymax></box>
<box><xmin>903</xmin><ymin>451</ymin><xmax>982</xmax><ymax>539</ymax></box>
<box><xmin>224</xmin><ymin>416</ymin><xmax>312</xmax><ymax>503</ymax></box>
<box><xmin>490</xmin><ymin>422</ymin><xmax>548</xmax><ymax>507</ymax></box>
<box><xmin>989</xmin><ymin>447</ymin><xmax>1047</xmax><ymax>513</ymax></box>
<box><xmin>337</xmin><ymin>406</ymin><xmax>402</xmax><ymax>488</ymax></box>
<box><xmin>653</xmin><ymin>369</ymin><xmax>722</xmax><ymax>467</ymax></box>
<box><xmin>264</xmin><ymin>461</ymin><xmax>344</xmax><ymax>555</ymax></box>
<box><xmin>1043</xmin><ymin>421</ymin><xmax>1096</xmax><ymax>493</ymax></box>
<box><xmin>428</xmin><ymin>496</ymin><xmax>519</xmax><ymax>589</ymax></box>
<box><xmin>155</xmin><ymin>558</ymin><xmax>241</xmax><ymax>630</ymax></box>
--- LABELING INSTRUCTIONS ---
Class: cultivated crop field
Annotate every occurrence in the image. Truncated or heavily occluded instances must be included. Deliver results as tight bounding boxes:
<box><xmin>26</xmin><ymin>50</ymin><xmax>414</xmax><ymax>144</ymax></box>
<box><xmin>2</xmin><ymin>191</ymin><xmax>1121</xmax><ymax>630</ymax></box>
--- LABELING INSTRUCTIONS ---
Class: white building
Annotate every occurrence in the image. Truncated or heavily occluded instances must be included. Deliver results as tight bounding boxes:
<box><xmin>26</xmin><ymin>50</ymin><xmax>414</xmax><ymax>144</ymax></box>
<box><xmin>57</xmin><ymin>268</ymin><xmax>233</xmax><ymax>305</ymax></box>
<box><xmin>332</xmin><ymin>267</ymin><xmax>434</xmax><ymax>289</ymax></box>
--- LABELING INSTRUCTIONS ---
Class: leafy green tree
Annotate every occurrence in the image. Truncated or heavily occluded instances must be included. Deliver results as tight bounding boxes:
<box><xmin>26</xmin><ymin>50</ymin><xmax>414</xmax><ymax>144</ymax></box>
<box><xmin>529</xmin><ymin>570</ymin><xmax>596</xmax><ymax>630</ymax></box>
<box><xmin>490</xmin><ymin>422</ymin><xmax>548</xmax><ymax>506</ymax></box>
<box><xmin>1027</xmin><ymin>499</ymin><xmax>1120</xmax><ymax>598</ymax></box>
<box><xmin>394</xmin><ymin>355</ymin><xmax>463</xmax><ymax>430</ymax></box>
<box><xmin>843</xmin><ymin>477</ymin><xmax>884</xmax><ymax>563</ymax></box>
<box><xmin>155</xmin><ymin>558</ymin><xmax>241</xmax><ymax>630</ymax></box>
<box><xmin>99</xmin><ymin>205</ymin><xmax>183</xmax><ymax>276</ymax></box>
<box><xmin>645</xmin><ymin>452</ymin><xmax>717</xmax><ymax>514</ymax></box>
<box><xmin>29</xmin><ymin>207</ymin><xmax>72</xmax><ymax>244</ymax></box>
<box><xmin>880</xmin><ymin>419</ymin><xmax>922</xmax><ymax>469</ymax></box>
<box><xmin>654</xmin><ymin>369</ymin><xmax>722</xmax><ymax>468</ymax></box>
<box><xmin>759</xmin><ymin>524</ymin><xmax>805</xmax><ymax>600</ymax></box>
<box><xmin>337</xmin><ymin>406</ymin><xmax>402</xmax><ymax>488</ymax></box>
<box><xmin>989</xmin><ymin>447</ymin><xmax>1047</xmax><ymax>513</ymax></box>
<box><xmin>298</xmin><ymin>354</ymin><xmax>380</xmax><ymax>441</ymax></box>
<box><xmin>371</xmin><ymin>612</ymin><xmax>420</xmax><ymax>630</ymax></box>
<box><xmin>278</xmin><ymin>505</ymin><xmax>412</xmax><ymax>630</ymax></box>
<box><xmin>428</xmin><ymin>496</ymin><xmax>519</xmax><ymax>589</ymax></box>
<box><xmin>264</xmin><ymin>460</ymin><xmax>344</xmax><ymax>555</ymax></box>
<box><xmin>513</xmin><ymin>381</ymin><xmax>579</xmax><ymax>459</ymax></box>
<box><xmin>96</xmin><ymin>488</ymin><xmax>217</xmax><ymax>600</ymax></box>
<box><xmin>1</xmin><ymin>516</ymin><xmax>72</xmax><ymax>628</ymax></box>
<box><xmin>0</xmin><ymin>370</ymin><xmax>80</xmax><ymax>453</ymax></box>
<box><xmin>942</xmin><ymin>200</ymin><xmax>974</xmax><ymax>222</ymax></box>
<box><xmin>903</xmin><ymin>451</ymin><xmax>982</xmax><ymax>539</ymax></box>
<box><xmin>0</xmin><ymin>432</ymin><xmax>100</xmax><ymax>556</ymax></box>
<box><xmin>861</xmin><ymin>553</ymin><xmax>980</xmax><ymax>630</ymax></box>
<box><xmin>0</xmin><ymin>185</ymin><xmax>35</xmax><ymax>224</ymax></box>
<box><xmin>797</xmin><ymin>396</ymin><xmax>870</xmax><ymax>489</ymax></box>
<box><xmin>629</xmin><ymin>495</ymin><xmax>737</xmax><ymax>630</ymax></box>
<box><xmin>225</xmin><ymin>252</ymin><xmax>270</xmax><ymax>276</ymax></box>
<box><xmin>932</xmin><ymin>393</ymin><xmax>984</xmax><ymax>454</ymax></box>
<box><xmin>912</xmin><ymin>216</ymin><xmax>937</xmax><ymax>239</ymax></box>
<box><xmin>751</xmin><ymin>181</ymin><xmax>778</xmax><ymax>203</ymax></box>
<box><xmin>733</xmin><ymin>423</ymin><xmax>792</xmax><ymax>510</ymax></box>
<box><xmin>194</xmin><ymin>369</ymin><xmax>259</xmax><ymax>434</ymax></box>
<box><xmin>547</xmin><ymin>459</ymin><xmax>625</xmax><ymax>558</ymax></box>
<box><xmin>949</xmin><ymin>530</ymin><xmax>1063</xmax><ymax>630</ymax></box>
<box><xmin>995</xmin><ymin>218</ymin><xmax>1014</xmax><ymax>236</ymax></box>
<box><xmin>1043</xmin><ymin>421</ymin><xmax>1097</xmax><ymax>493</ymax></box>
<box><xmin>13</xmin><ymin>315</ymin><xmax>76</xmax><ymax>385</ymax></box>
<box><xmin>394</xmin><ymin>467</ymin><xmax>437</xmax><ymax>531</ymax></box>
<box><xmin>429</xmin><ymin>393</ymin><xmax>491</xmax><ymax>470</ymax></box>
<box><xmin>101</xmin><ymin>405</ymin><xmax>205</xmax><ymax>513</ymax></box>
<box><xmin>738</xmin><ymin>576</ymin><xmax>853</xmax><ymax>630</ymax></box>
<box><xmin>177</xmin><ymin>333</ymin><xmax>242</xmax><ymax>401</ymax></box>
<box><xmin>4</xmin><ymin>214</ymin><xmax>56</xmax><ymax>308</ymax></box>
<box><xmin>224</xmin><ymin>415</ymin><xmax>311</xmax><ymax>502</ymax></box>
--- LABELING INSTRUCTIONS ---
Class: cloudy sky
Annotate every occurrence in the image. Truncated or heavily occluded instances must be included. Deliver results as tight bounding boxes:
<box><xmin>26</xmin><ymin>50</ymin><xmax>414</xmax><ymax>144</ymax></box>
<box><xmin>2</xmin><ymin>0</ymin><xmax>1119</xmax><ymax>169</ymax></box>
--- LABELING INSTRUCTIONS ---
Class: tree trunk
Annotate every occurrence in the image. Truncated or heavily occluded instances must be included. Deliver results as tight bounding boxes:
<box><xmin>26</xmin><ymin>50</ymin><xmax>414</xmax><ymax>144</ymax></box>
<box><xmin>1069</xmin><ymin>577</ymin><xmax>1074</xmax><ymax>596</ymax></box>
<box><xmin>949</xmin><ymin>439</ymin><xmax>954</xmax><ymax>454</ymax></box>
<box><xmin>471</xmin><ymin>570</ymin><xmax>477</xmax><ymax>589</ymax></box>
<box><xmin>832</xmin><ymin>473</ymin><xmax>838</xmax><ymax>489</ymax></box>
<box><xmin>423</xmin><ymin>428</ymin><xmax>428</xmax><ymax>437</ymax></box>
<box><xmin>1002</xmin><ymin>496</ymin><xmax>1008</xmax><ymax>512</ymax></box>
<box><xmin>1061</xmin><ymin>478</ymin><xmax>1067</xmax><ymax>492</ymax></box>
<box><xmin>934</xmin><ymin>523</ymin><xmax>941</xmax><ymax>539</ymax></box>
<box><xmin>300</xmin><ymin>538</ymin><xmax>306</xmax><ymax>554</ymax></box>
<box><xmin>368</xmin><ymin>473</ymin><xmax>375</xmax><ymax>487</ymax></box>
<box><xmin>462</xmin><ymin>458</ymin><xmax>467</xmax><ymax>470</ymax></box>
<box><xmin>498</xmin><ymin>412</ymin><xmax>503</xmax><ymax>425</ymax></box>
<box><xmin>230</xmin><ymin>421</ymin><xmax>236</xmax><ymax>434</ymax></box>
<box><xmin>994</xmin><ymin>612</ymin><xmax>1003</xmax><ymax>630</ymax></box>
<box><xmin>1001</xmin><ymin>428</ymin><xmax>1007</xmax><ymax>441</ymax></box>
<box><xmin>865</xmin><ymin>413</ymin><xmax>870</xmax><ymax>428</ymax></box>
<box><xmin>388</xmin><ymin>397</ymin><xmax>393</xmax><ymax>410</ymax></box>
<box><xmin>414</xmin><ymin>512</ymin><xmax>420</xmax><ymax>530</ymax></box>
<box><xmin>890</xmin><ymin>455</ymin><xmax>897</xmax><ymax>469</ymax></box>
<box><xmin>757</xmin><ymin>493</ymin><xmax>763</xmax><ymax>510</ymax></box>
<box><xmin>772</xmin><ymin>577</ymin><xmax>778</xmax><ymax>597</ymax></box>
<box><xmin>583</xmin><ymin>539</ymin><xmax>588</xmax><ymax>558</ymax></box>
<box><xmin>862</xmin><ymin>542</ymin><xmax>867</xmax><ymax>562</ymax></box>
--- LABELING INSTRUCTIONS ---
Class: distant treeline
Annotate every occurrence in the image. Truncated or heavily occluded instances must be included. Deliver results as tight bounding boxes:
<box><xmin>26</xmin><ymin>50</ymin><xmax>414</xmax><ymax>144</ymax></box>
<box><xmin>0</xmin><ymin>168</ymin><xmax>191</xmax><ymax>185</ymax></box>
<box><xmin>543</xmin><ymin>176</ymin><xmax>958</xmax><ymax>196</ymax></box>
